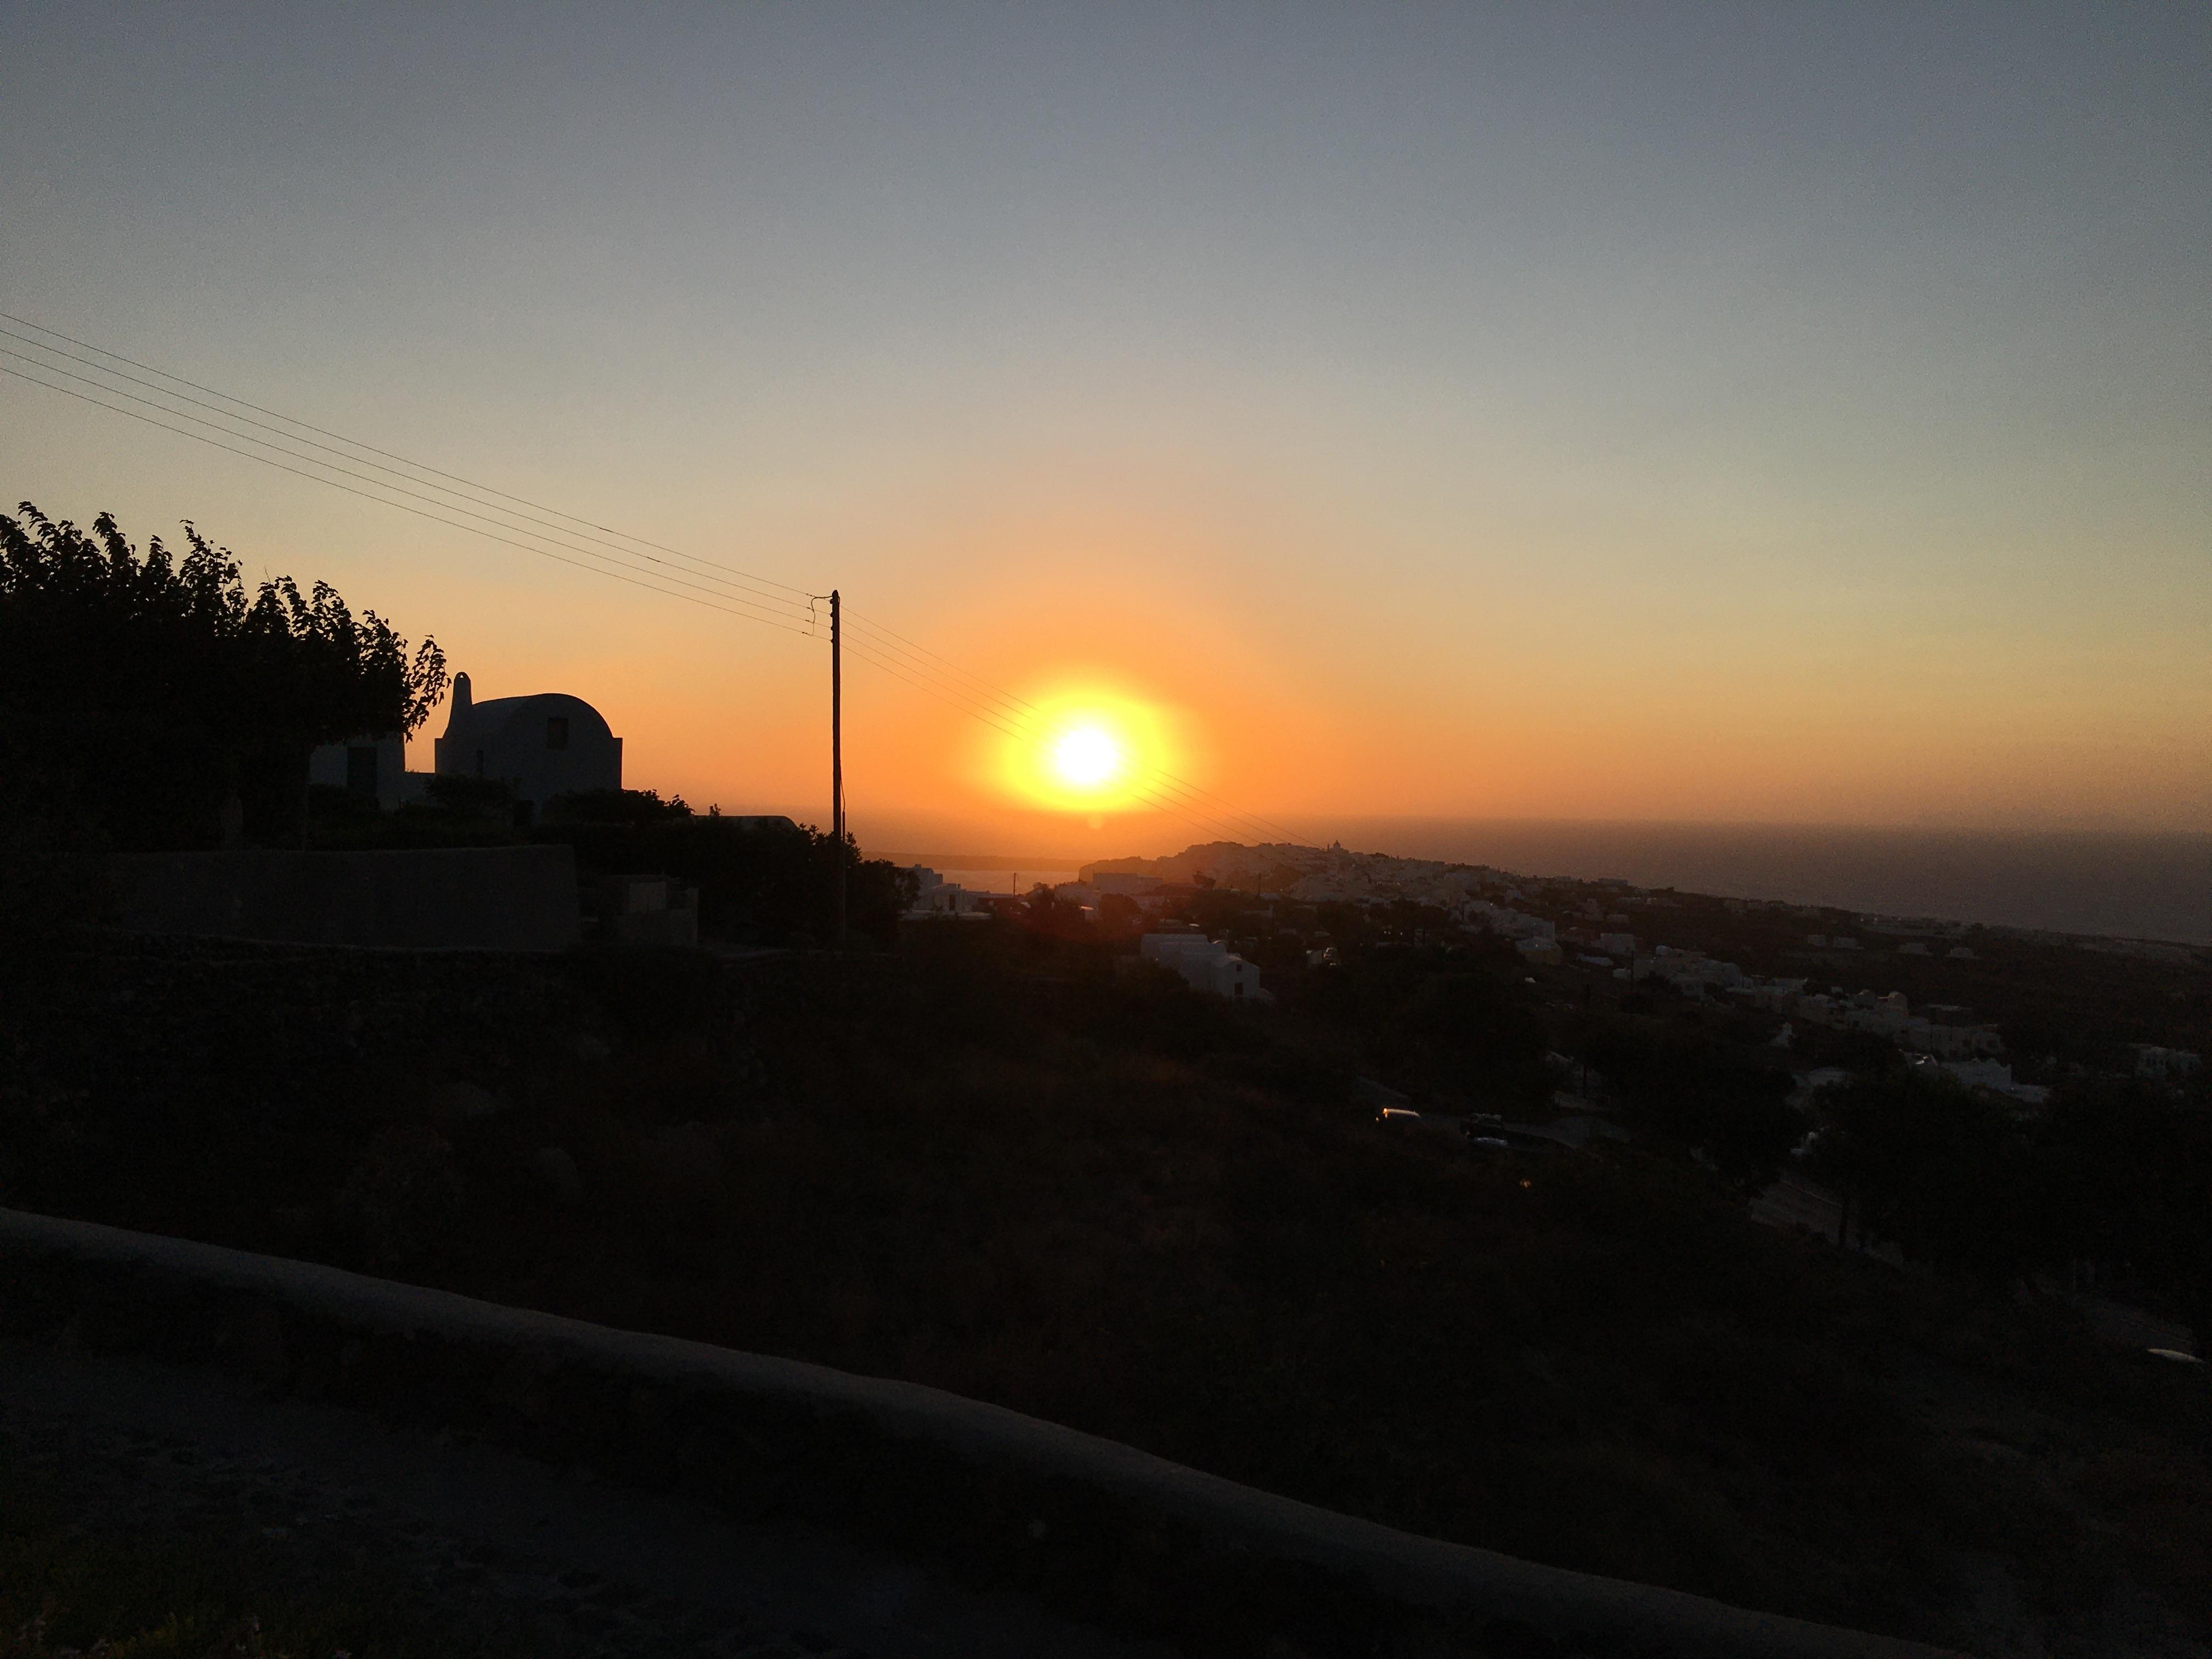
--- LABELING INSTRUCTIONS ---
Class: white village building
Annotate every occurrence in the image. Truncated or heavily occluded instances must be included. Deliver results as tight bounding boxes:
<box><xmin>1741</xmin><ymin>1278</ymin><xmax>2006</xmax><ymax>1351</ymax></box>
<box><xmin>1141</xmin><ymin>932</ymin><xmax>1268</xmax><ymax>1001</ymax></box>
<box><xmin>310</xmin><ymin>672</ymin><xmax>623</xmax><ymax>818</ymax></box>
<box><xmin>432</xmin><ymin>672</ymin><xmax>622</xmax><ymax>817</ymax></box>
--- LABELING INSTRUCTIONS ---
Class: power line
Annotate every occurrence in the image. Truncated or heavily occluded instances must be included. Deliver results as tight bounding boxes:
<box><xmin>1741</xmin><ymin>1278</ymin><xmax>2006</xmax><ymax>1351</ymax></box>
<box><xmin>0</xmin><ymin>363</ymin><xmax>823</xmax><ymax>639</ymax></box>
<box><xmin>0</xmin><ymin>324</ymin><xmax>814</xmax><ymax>617</ymax></box>
<box><xmin>0</xmin><ymin>313</ymin><xmax>1314</xmax><ymax>850</ymax></box>
<box><xmin>0</xmin><ymin>308</ymin><xmax>817</xmax><ymax>602</ymax></box>
<box><xmin>0</xmin><ymin>347</ymin><xmax>822</xmax><ymax>634</ymax></box>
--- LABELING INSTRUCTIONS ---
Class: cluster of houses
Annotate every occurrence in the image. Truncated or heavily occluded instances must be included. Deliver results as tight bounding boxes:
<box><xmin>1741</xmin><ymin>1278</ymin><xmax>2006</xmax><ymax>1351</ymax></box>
<box><xmin>902</xmin><ymin>866</ymin><xmax>1271</xmax><ymax>1001</ymax></box>
<box><xmin>1462</xmin><ymin>899</ymin><xmax>2045</xmax><ymax>1098</ymax></box>
<box><xmin>900</xmin><ymin>841</ymin><xmax>2204</xmax><ymax>1081</ymax></box>
<box><xmin>901</xmin><ymin>866</ymin><xmax>1183</xmax><ymax>919</ymax></box>
<box><xmin>1470</xmin><ymin>901</ymin><xmax>2208</xmax><ymax>1101</ymax></box>
<box><xmin>2130</xmin><ymin>1045</ymin><xmax>2203</xmax><ymax>1081</ymax></box>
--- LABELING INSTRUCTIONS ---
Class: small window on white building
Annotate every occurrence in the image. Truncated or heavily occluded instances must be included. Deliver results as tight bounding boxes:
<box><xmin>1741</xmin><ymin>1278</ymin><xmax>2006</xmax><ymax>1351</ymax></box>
<box><xmin>547</xmin><ymin>715</ymin><xmax>569</xmax><ymax>751</ymax></box>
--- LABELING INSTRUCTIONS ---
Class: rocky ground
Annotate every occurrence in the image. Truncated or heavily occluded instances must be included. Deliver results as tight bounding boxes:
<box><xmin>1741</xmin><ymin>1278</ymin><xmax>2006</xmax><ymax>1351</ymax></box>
<box><xmin>0</xmin><ymin>1339</ymin><xmax>1159</xmax><ymax>1659</ymax></box>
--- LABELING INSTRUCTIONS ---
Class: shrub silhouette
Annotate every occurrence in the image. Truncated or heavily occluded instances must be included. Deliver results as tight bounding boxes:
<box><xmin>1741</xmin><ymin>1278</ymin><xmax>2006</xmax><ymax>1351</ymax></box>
<box><xmin>0</xmin><ymin>503</ymin><xmax>444</xmax><ymax>848</ymax></box>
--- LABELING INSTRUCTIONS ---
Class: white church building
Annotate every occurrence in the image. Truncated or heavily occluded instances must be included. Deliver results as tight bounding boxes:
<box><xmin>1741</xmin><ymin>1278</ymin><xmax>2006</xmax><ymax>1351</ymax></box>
<box><xmin>310</xmin><ymin>674</ymin><xmax>622</xmax><ymax>816</ymax></box>
<box><xmin>432</xmin><ymin>672</ymin><xmax>622</xmax><ymax>814</ymax></box>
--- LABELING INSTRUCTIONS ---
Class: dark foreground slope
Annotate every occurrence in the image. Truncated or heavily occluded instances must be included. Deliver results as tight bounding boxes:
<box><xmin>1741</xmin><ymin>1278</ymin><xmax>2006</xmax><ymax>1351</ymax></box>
<box><xmin>1</xmin><ymin>930</ymin><xmax>2206</xmax><ymax>1654</ymax></box>
<box><xmin>1</xmin><ymin>1331</ymin><xmax>1150</xmax><ymax>1659</ymax></box>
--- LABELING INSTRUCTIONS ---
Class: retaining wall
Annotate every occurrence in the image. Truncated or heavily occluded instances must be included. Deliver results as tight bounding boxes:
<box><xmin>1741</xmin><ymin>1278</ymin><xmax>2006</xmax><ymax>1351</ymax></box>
<box><xmin>0</xmin><ymin>1208</ymin><xmax>1953</xmax><ymax>1659</ymax></box>
<box><xmin>109</xmin><ymin>845</ymin><xmax>582</xmax><ymax>951</ymax></box>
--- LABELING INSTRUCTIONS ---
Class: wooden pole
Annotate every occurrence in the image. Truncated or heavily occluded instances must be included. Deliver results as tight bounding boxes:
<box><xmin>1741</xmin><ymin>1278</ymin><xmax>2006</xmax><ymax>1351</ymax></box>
<box><xmin>831</xmin><ymin>589</ymin><xmax>845</xmax><ymax>951</ymax></box>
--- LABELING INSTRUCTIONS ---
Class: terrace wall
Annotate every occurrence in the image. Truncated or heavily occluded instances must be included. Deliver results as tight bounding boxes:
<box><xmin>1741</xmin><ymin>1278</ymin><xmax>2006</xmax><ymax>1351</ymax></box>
<box><xmin>109</xmin><ymin>845</ymin><xmax>581</xmax><ymax>951</ymax></box>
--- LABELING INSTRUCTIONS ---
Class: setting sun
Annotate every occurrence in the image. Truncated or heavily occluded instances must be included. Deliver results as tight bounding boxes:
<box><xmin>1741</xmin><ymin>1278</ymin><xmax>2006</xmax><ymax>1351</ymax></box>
<box><xmin>1052</xmin><ymin>726</ymin><xmax>1123</xmax><ymax>789</ymax></box>
<box><xmin>984</xmin><ymin>684</ymin><xmax>1188</xmax><ymax>817</ymax></box>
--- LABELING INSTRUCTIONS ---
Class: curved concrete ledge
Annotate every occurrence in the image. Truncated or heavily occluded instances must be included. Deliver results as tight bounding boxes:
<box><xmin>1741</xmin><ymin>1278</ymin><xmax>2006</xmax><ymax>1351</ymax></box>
<box><xmin>0</xmin><ymin>1207</ymin><xmax>1954</xmax><ymax>1658</ymax></box>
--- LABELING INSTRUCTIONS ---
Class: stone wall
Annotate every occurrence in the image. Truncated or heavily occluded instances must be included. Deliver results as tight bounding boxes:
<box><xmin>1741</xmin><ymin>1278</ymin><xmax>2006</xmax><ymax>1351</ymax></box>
<box><xmin>109</xmin><ymin>845</ymin><xmax>582</xmax><ymax>951</ymax></box>
<box><xmin>0</xmin><ymin>1207</ymin><xmax>1951</xmax><ymax>1659</ymax></box>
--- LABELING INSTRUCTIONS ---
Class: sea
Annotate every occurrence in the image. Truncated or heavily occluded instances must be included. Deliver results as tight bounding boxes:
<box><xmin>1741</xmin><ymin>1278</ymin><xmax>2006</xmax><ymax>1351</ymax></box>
<box><xmin>929</xmin><ymin>867</ymin><xmax>1081</xmax><ymax>895</ymax></box>
<box><xmin>890</xmin><ymin>823</ymin><xmax>2210</xmax><ymax>945</ymax></box>
<box><xmin>1317</xmin><ymin>820</ymin><xmax>2211</xmax><ymax>946</ymax></box>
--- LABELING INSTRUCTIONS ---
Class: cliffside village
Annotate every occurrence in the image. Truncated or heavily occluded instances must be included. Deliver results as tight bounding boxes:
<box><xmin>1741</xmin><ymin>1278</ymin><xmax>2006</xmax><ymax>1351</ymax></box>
<box><xmin>903</xmin><ymin>840</ymin><xmax>2203</xmax><ymax>1106</ymax></box>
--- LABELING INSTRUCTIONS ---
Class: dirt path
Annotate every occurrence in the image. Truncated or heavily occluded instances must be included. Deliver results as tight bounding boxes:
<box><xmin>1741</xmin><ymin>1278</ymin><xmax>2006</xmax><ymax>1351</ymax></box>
<box><xmin>0</xmin><ymin>1339</ymin><xmax>1166</xmax><ymax>1659</ymax></box>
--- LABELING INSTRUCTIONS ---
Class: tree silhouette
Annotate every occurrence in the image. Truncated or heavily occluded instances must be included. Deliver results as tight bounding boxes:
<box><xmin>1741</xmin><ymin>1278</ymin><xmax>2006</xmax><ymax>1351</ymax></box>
<box><xmin>1803</xmin><ymin>1066</ymin><xmax>2041</xmax><ymax>1283</ymax></box>
<box><xmin>1574</xmin><ymin>1012</ymin><xmax>1799</xmax><ymax>1194</ymax></box>
<box><xmin>1309</xmin><ymin>943</ymin><xmax>1549</xmax><ymax>1110</ymax></box>
<box><xmin>0</xmin><ymin>503</ymin><xmax>444</xmax><ymax>847</ymax></box>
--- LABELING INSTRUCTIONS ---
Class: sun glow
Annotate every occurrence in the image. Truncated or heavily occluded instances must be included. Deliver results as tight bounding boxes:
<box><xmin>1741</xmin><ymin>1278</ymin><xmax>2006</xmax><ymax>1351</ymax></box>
<box><xmin>989</xmin><ymin>685</ymin><xmax>1183</xmax><ymax>815</ymax></box>
<box><xmin>1053</xmin><ymin>725</ymin><xmax>1123</xmax><ymax>789</ymax></box>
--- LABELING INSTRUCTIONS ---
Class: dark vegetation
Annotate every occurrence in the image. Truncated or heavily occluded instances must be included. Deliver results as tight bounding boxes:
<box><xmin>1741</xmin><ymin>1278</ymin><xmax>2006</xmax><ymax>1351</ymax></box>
<box><xmin>1505</xmin><ymin>888</ymin><xmax>2212</xmax><ymax>1344</ymax></box>
<box><xmin>1567</xmin><ymin>1012</ymin><xmax>1800</xmax><ymax>1194</ymax></box>
<box><xmin>307</xmin><ymin>781</ymin><xmax>913</xmax><ymax>948</ymax></box>
<box><xmin>1300</xmin><ymin>936</ymin><xmax>1549</xmax><ymax>1111</ymax></box>
<box><xmin>1801</xmin><ymin>1064</ymin><xmax>2212</xmax><ymax>1331</ymax></box>
<box><xmin>0</xmin><ymin>1549</ymin><xmax>402</xmax><ymax>1658</ymax></box>
<box><xmin>3</xmin><ymin>925</ymin><xmax>2207</xmax><ymax>1653</ymax></box>
<box><xmin>550</xmin><ymin>806</ymin><xmax>912</xmax><ymax>946</ymax></box>
<box><xmin>0</xmin><ymin>505</ymin><xmax>444</xmax><ymax>853</ymax></box>
<box><xmin>1163</xmin><ymin>884</ymin><xmax>2212</xmax><ymax>1341</ymax></box>
<box><xmin>0</xmin><ymin>1455</ymin><xmax>424</xmax><ymax>1659</ymax></box>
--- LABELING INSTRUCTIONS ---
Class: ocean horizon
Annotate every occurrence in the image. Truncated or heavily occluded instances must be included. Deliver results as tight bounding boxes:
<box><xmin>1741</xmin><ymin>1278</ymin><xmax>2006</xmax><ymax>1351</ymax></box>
<box><xmin>884</xmin><ymin>820</ymin><xmax>2211</xmax><ymax>946</ymax></box>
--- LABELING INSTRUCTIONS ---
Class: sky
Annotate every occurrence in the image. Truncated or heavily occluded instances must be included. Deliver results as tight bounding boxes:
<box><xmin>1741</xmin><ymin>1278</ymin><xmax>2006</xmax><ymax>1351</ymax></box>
<box><xmin>3</xmin><ymin>2</ymin><xmax>2207</xmax><ymax>857</ymax></box>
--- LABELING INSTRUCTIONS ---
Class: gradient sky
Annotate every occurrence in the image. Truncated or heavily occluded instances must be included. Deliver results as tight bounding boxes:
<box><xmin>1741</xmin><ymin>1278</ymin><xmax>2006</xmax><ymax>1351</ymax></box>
<box><xmin>4</xmin><ymin>2</ymin><xmax>2206</xmax><ymax>854</ymax></box>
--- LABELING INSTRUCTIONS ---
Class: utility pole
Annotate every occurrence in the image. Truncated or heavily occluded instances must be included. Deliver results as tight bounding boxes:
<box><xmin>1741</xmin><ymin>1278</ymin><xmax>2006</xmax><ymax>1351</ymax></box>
<box><xmin>831</xmin><ymin>589</ymin><xmax>845</xmax><ymax>952</ymax></box>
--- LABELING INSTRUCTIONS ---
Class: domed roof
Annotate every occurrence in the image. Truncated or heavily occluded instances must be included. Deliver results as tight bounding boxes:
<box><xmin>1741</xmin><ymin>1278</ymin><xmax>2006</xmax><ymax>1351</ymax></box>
<box><xmin>464</xmin><ymin>691</ymin><xmax>616</xmax><ymax>744</ymax></box>
<box><xmin>442</xmin><ymin>673</ymin><xmax>616</xmax><ymax>743</ymax></box>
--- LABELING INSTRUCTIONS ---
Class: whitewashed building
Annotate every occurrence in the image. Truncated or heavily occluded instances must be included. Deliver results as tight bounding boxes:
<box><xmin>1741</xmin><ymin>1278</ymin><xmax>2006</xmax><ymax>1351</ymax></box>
<box><xmin>432</xmin><ymin>672</ymin><xmax>622</xmax><ymax>817</ymax></box>
<box><xmin>1140</xmin><ymin>932</ymin><xmax>1268</xmax><ymax>1001</ymax></box>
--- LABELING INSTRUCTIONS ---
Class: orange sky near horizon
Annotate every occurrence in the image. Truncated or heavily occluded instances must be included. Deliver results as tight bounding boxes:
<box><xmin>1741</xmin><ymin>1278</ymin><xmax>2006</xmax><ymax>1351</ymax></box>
<box><xmin>348</xmin><ymin>478</ymin><xmax>2206</xmax><ymax>856</ymax></box>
